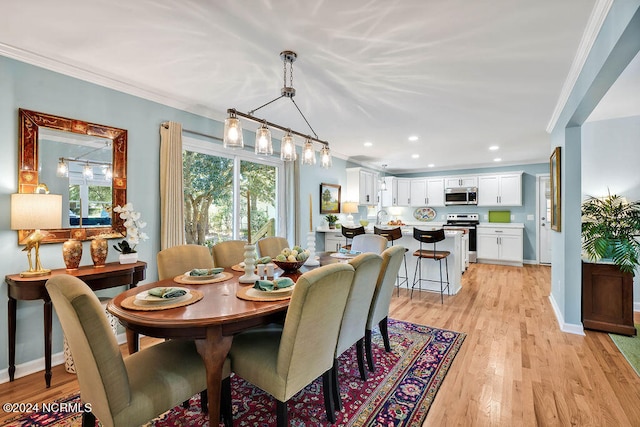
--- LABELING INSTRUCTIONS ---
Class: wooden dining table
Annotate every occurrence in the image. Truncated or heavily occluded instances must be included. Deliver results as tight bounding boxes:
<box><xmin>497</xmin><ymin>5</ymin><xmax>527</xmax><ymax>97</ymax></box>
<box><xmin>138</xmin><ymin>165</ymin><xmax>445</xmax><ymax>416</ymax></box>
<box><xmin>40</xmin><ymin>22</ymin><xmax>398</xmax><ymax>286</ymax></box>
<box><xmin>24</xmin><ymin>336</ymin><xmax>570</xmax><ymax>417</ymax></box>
<box><xmin>107</xmin><ymin>254</ymin><xmax>339</xmax><ymax>424</ymax></box>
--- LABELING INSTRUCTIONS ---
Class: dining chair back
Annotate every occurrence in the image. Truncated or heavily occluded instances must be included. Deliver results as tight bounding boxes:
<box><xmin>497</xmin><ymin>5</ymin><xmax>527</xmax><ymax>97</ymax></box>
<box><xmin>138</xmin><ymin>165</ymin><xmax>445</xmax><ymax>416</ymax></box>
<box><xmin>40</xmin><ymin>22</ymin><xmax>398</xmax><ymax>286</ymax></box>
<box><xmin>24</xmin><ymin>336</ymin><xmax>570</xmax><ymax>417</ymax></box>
<box><xmin>228</xmin><ymin>263</ymin><xmax>355</xmax><ymax>426</ymax></box>
<box><xmin>46</xmin><ymin>274</ymin><xmax>229</xmax><ymax>427</ymax></box>
<box><xmin>211</xmin><ymin>240</ymin><xmax>246</xmax><ymax>268</ymax></box>
<box><xmin>341</xmin><ymin>225</ymin><xmax>365</xmax><ymax>250</ymax></box>
<box><xmin>350</xmin><ymin>234</ymin><xmax>388</xmax><ymax>254</ymax></box>
<box><xmin>157</xmin><ymin>244</ymin><xmax>214</xmax><ymax>280</ymax></box>
<box><xmin>364</xmin><ymin>245</ymin><xmax>406</xmax><ymax>372</ymax></box>
<box><xmin>257</xmin><ymin>236</ymin><xmax>290</xmax><ymax>258</ymax></box>
<box><xmin>331</xmin><ymin>252</ymin><xmax>383</xmax><ymax>409</ymax></box>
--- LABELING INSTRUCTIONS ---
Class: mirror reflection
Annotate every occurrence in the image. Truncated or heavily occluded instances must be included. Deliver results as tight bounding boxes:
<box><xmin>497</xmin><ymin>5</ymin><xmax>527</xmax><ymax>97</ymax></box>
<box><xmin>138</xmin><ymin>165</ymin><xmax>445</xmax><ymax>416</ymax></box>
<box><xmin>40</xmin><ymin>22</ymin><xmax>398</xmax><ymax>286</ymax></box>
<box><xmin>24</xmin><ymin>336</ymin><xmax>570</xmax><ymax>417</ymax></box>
<box><xmin>40</xmin><ymin>128</ymin><xmax>113</xmax><ymax>228</ymax></box>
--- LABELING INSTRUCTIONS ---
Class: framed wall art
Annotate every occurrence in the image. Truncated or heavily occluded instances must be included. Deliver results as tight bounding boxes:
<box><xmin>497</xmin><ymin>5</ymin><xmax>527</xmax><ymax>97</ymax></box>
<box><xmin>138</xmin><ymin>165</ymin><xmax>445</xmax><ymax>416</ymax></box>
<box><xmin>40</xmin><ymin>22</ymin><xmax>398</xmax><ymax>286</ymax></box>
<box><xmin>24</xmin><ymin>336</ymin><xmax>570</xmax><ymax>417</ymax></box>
<box><xmin>550</xmin><ymin>146</ymin><xmax>561</xmax><ymax>232</ymax></box>
<box><xmin>320</xmin><ymin>183</ymin><xmax>341</xmax><ymax>214</ymax></box>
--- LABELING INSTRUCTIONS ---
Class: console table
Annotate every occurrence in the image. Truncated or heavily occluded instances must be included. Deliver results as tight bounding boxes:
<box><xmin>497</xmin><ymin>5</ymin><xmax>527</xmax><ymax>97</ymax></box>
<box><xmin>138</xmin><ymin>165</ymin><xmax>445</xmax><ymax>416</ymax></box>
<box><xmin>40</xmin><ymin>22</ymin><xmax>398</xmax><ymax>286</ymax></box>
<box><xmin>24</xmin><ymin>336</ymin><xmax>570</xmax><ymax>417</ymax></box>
<box><xmin>5</xmin><ymin>261</ymin><xmax>147</xmax><ymax>387</ymax></box>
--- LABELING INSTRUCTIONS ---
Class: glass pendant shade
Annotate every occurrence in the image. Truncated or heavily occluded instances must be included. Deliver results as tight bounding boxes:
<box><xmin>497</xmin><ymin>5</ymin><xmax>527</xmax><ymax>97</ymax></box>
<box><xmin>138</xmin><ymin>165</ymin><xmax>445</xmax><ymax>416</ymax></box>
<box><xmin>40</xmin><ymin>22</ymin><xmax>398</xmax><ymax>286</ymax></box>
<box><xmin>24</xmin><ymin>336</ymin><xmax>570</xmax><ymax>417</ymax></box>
<box><xmin>223</xmin><ymin>115</ymin><xmax>244</xmax><ymax>149</ymax></box>
<box><xmin>280</xmin><ymin>133</ymin><xmax>297</xmax><ymax>161</ymax></box>
<box><xmin>254</xmin><ymin>123</ymin><xmax>273</xmax><ymax>156</ymax></box>
<box><xmin>83</xmin><ymin>163</ymin><xmax>94</xmax><ymax>180</ymax></box>
<box><xmin>57</xmin><ymin>159</ymin><xmax>68</xmax><ymax>177</ymax></box>
<box><xmin>320</xmin><ymin>145</ymin><xmax>332</xmax><ymax>169</ymax></box>
<box><xmin>103</xmin><ymin>165</ymin><xmax>113</xmax><ymax>181</ymax></box>
<box><xmin>301</xmin><ymin>139</ymin><xmax>316</xmax><ymax>165</ymax></box>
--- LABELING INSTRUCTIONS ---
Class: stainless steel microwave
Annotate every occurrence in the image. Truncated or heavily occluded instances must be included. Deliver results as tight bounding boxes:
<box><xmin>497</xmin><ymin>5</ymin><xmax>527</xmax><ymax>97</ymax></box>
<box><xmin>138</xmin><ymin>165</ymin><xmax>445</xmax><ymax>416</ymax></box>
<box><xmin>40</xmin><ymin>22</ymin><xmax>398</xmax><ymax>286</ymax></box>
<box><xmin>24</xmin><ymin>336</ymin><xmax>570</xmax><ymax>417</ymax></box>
<box><xmin>444</xmin><ymin>187</ymin><xmax>478</xmax><ymax>205</ymax></box>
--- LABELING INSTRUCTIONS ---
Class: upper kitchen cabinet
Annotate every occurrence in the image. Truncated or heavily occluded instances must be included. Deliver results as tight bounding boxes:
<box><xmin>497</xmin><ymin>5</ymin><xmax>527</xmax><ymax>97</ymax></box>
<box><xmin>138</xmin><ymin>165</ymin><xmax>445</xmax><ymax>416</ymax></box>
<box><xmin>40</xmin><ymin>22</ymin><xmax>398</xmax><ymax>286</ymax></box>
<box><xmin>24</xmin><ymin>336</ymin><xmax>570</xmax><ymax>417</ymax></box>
<box><xmin>477</xmin><ymin>172</ymin><xmax>522</xmax><ymax>206</ymax></box>
<box><xmin>444</xmin><ymin>176</ymin><xmax>478</xmax><ymax>188</ymax></box>
<box><xmin>425</xmin><ymin>178</ymin><xmax>445</xmax><ymax>207</ymax></box>
<box><xmin>346</xmin><ymin>167</ymin><xmax>379</xmax><ymax>206</ymax></box>
<box><xmin>392</xmin><ymin>178</ymin><xmax>411</xmax><ymax>206</ymax></box>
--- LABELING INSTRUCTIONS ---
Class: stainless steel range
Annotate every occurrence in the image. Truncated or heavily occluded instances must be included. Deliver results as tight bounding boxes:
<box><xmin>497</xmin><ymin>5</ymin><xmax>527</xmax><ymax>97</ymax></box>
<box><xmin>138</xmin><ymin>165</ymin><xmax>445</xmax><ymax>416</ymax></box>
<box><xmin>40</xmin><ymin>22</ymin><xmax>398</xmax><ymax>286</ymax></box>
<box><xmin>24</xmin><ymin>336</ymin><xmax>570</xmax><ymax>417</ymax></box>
<box><xmin>443</xmin><ymin>213</ymin><xmax>480</xmax><ymax>263</ymax></box>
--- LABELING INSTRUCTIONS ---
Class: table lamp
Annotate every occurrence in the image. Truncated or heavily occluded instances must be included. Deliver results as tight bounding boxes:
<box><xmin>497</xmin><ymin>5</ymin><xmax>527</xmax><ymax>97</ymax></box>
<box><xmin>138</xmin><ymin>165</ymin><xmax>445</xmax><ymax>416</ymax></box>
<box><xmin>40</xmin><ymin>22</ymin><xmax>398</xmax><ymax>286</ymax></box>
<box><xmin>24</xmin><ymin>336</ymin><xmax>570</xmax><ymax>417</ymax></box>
<box><xmin>342</xmin><ymin>201</ymin><xmax>359</xmax><ymax>226</ymax></box>
<box><xmin>11</xmin><ymin>192</ymin><xmax>62</xmax><ymax>277</ymax></box>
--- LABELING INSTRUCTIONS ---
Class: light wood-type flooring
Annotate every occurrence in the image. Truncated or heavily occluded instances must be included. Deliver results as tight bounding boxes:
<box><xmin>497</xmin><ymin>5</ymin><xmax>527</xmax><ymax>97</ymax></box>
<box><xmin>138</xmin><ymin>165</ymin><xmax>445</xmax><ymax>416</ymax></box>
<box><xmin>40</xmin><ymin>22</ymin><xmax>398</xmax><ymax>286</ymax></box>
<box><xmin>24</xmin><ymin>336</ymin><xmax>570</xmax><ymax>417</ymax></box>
<box><xmin>2</xmin><ymin>263</ymin><xmax>640</xmax><ymax>426</ymax></box>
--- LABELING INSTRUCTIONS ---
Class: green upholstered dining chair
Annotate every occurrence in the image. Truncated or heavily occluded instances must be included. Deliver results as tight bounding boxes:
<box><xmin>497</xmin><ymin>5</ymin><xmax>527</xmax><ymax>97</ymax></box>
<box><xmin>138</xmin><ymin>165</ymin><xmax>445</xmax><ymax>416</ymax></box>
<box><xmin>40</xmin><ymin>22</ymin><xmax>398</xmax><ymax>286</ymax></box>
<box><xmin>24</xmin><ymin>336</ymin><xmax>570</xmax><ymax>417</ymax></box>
<box><xmin>256</xmin><ymin>236</ymin><xmax>290</xmax><ymax>258</ymax></box>
<box><xmin>45</xmin><ymin>274</ymin><xmax>231</xmax><ymax>427</ymax></box>
<box><xmin>332</xmin><ymin>252</ymin><xmax>383</xmax><ymax>410</ymax></box>
<box><xmin>227</xmin><ymin>263</ymin><xmax>355</xmax><ymax>427</ymax></box>
<box><xmin>157</xmin><ymin>244</ymin><xmax>214</xmax><ymax>280</ymax></box>
<box><xmin>350</xmin><ymin>234</ymin><xmax>388</xmax><ymax>254</ymax></box>
<box><xmin>211</xmin><ymin>240</ymin><xmax>246</xmax><ymax>268</ymax></box>
<box><xmin>364</xmin><ymin>245</ymin><xmax>406</xmax><ymax>372</ymax></box>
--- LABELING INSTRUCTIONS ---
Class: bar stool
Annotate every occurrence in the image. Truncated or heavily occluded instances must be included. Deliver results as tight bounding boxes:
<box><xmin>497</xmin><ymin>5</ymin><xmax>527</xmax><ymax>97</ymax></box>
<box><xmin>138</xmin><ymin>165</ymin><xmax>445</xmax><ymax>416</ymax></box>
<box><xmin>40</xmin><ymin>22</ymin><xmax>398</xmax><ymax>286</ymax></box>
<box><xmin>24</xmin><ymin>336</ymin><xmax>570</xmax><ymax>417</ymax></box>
<box><xmin>374</xmin><ymin>226</ymin><xmax>408</xmax><ymax>296</ymax></box>
<box><xmin>341</xmin><ymin>225</ymin><xmax>365</xmax><ymax>250</ymax></box>
<box><xmin>411</xmin><ymin>228</ymin><xmax>450</xmax><ymax>303</ymax></box>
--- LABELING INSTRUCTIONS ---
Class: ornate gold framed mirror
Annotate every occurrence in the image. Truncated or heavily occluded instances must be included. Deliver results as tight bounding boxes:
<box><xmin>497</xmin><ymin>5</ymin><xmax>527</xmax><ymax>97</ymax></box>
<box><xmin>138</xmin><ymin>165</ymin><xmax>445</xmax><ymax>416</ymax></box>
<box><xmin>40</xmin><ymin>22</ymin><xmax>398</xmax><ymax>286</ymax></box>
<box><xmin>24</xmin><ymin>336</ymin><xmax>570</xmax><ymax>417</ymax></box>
<box><xmin>18</xmin><ymin>108</ymin><xmax>127</xmax><ymax>243</ymax></box>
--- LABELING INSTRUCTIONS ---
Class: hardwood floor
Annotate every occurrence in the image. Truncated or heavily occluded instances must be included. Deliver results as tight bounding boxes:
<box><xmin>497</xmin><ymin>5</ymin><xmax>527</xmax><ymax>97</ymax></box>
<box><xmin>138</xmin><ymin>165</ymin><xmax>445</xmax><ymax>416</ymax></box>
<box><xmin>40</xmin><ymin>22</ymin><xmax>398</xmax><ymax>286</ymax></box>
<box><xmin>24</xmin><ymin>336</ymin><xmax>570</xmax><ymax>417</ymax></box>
<box><xmin>2</xmin><ymin>263</ymin><xmax>640</xmax><ymax>426</ymax></box>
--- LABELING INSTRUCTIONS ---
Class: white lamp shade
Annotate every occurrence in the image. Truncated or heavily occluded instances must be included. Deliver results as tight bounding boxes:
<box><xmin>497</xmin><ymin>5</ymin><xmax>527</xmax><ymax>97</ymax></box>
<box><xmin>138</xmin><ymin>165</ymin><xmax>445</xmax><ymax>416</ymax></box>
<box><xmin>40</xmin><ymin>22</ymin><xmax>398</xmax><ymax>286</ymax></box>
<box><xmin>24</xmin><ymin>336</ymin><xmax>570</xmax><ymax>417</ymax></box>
<box><xmin>11</xmin><ymin>193</ymin><xmax>62</xmax><ymax>230</ymax></box>
<box><xmin>343</xmin><ymin>201</ymin><xmax>359</xmax><ymax>214</ymax></box>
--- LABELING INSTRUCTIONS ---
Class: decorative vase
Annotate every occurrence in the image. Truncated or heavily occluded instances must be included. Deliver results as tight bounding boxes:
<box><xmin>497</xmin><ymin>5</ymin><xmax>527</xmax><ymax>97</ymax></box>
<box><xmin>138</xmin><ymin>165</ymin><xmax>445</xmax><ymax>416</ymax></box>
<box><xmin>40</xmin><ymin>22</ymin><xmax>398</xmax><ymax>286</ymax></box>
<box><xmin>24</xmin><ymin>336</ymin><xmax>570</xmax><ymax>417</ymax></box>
<box><xmin>119</xmin><ymin>252</ymin><xmax>138</xmax><ymax>264</ymax></box>
<box><xmin>90</xmin><ymin>237</ymin><xmax>108</xmax><ymax>267</ymax></box>
<box><xmin>329</xmin><ymin>223</ymin><xmax>336</xmax><ymax>229</ymax></box>
<box><xmin>62</xmin><ymin>239</ymin><xmax>83</xmax><ymax>270</ymax></box>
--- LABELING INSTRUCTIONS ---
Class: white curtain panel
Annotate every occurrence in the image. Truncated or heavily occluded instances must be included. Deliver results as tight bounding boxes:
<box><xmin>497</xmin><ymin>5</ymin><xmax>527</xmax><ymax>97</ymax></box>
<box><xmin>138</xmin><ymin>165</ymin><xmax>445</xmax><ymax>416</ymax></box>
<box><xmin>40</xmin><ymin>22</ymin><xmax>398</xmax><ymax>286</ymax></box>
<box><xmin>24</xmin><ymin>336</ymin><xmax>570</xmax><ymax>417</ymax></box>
<box><xmin>159</xmin><ymin>122</ymin><xmax>186</xmax><ymax>249</ymax></box>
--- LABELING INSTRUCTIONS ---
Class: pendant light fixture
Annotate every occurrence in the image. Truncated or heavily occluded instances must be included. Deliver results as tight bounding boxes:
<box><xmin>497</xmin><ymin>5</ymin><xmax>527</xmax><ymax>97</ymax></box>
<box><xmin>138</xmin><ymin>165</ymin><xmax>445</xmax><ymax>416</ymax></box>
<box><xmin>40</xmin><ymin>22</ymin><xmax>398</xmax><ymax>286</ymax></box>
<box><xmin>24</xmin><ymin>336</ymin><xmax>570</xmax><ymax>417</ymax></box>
<box><xmin>254</xmin><ymin>122</ymin><xmax>273</xmax><ymax>156</ymax></box>
<box><xmin>301</xmin><ymin>138</ymin><xmax>316</xmax><ymax>165</ymax></box>
<box><xmin>83</xmin><ymin>162</ymin><xmax>94</xmax><ymax>180</ymax></box>
<box><xmin>379</xmin><ymin>164</ymin><xmax>388</xmax><ymax>191</ymax></box>
<box><xmin>280</xmin><ymin>131</ymin><xmax>296</xmax><ymax>161</ymax></box>
<box><xmin>223</xmin><ymin>110</ymin><xmax>244</xmax><ymax>149</ymax></box>
<box><xmin>57</xmin><ymin>158</ymin><xmax>68</xmax><ymax>177</ymax></box>
<box><xmin>320</xmin><ymin>145</ymin><xmax>332</xmax><ymax>169</ymax></box>
<box><xmin>224</xmin><ymin>50</ymin><xmax>331</xmax><ymax>168</ymax></box>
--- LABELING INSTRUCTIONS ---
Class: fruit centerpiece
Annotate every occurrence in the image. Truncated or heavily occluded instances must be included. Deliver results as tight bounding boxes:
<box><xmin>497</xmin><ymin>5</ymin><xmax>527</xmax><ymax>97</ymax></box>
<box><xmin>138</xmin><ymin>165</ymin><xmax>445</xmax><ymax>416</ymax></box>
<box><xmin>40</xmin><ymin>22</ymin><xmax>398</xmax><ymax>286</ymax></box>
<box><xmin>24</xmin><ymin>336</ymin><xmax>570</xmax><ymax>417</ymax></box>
<box><xmin>273</xmin><ymin>246</ymin><xmax>310</xmax><ymax>273</ymax></box>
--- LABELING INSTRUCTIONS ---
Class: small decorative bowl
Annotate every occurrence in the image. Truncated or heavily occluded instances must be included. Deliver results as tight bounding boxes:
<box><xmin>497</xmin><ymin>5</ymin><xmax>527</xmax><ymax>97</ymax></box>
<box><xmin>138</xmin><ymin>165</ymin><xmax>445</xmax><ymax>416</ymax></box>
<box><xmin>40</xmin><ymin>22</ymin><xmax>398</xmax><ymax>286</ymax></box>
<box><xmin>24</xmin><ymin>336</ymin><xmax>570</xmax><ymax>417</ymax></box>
<box><xmin>273</xmin><ymin>260</ymin><xmax>306</xmax><ymax>273</ymax></box>
<box><xmin>359</xmin><ymin>220</ymin><xmax>369</xmax><ymax>227</ymax></box>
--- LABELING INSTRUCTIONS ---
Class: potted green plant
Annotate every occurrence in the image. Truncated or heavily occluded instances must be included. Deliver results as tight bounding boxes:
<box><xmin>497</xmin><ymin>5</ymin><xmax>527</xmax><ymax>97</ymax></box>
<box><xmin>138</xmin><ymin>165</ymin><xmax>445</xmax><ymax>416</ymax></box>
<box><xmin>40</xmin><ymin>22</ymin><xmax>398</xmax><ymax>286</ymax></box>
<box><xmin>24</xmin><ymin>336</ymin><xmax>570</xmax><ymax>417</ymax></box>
<box><xmin>325</xmin><ymin>214</ymin><xmax>338</xmax><ymax>229</ymax></box>
<box><xmin>581</xmin><ymin>192</ymin><xmax>640</xmax><ymax>273</ymax></box>
<box><xmin>581</xmin><ymin>191</ymin><xmax>640</xmax><ymax>335</ymax></box>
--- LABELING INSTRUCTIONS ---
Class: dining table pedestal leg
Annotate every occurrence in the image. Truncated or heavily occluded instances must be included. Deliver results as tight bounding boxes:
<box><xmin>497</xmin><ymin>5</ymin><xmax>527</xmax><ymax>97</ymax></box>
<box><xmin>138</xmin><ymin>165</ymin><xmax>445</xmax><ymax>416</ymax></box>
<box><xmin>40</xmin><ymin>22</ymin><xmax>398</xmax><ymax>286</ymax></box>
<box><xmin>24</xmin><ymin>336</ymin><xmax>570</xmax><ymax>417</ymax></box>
<box><xmin>195</xmin><ymin>326</ymin><xmax>233</xmax><ymax>425</ymax></box>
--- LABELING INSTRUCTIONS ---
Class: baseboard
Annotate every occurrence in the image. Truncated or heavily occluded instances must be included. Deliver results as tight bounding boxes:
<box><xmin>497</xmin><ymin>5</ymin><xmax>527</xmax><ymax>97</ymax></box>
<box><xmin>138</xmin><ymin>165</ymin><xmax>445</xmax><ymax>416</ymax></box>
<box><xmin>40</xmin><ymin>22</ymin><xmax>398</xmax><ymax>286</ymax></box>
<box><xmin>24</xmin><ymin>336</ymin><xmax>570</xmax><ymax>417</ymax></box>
<box><xmin>0</xmin><ymin>332</ymin><xmax>128</xmax><ymax>385</ymax></box>
<box><xmin>549</xmin><ymin>293</ymin><xmax>585</xmax><ymax>335</ymax></box>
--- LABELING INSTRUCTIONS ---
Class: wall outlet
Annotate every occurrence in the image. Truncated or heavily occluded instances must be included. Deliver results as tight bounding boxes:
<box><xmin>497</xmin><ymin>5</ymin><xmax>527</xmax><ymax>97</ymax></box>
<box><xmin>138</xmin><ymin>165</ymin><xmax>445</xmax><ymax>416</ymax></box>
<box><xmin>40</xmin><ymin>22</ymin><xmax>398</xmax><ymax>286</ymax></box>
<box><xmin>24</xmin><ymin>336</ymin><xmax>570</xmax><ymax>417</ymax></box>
<box><xmin>527</xmin><ymin>214</ymin><xmax>534</xmax><ymax>221</ymax></box>
<box><xmin>483</xmin><ymin>214</ymin><xmax>488</xmax><ymax>220</ymax></box>
<box><xmin>511</xmin><ymin>214</ymin><xmax>515</xmax><ymax>221</ymax></box>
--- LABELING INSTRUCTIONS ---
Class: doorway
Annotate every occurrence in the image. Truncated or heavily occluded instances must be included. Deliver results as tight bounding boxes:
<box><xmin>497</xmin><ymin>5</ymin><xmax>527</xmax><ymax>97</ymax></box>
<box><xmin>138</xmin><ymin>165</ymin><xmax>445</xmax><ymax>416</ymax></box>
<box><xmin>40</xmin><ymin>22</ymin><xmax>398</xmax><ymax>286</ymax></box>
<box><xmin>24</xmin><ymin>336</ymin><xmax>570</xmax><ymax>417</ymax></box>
<box><xmin>538</xmin><ymin>175</ymin><xmax>552</xmax><ymax>264</ymax></box>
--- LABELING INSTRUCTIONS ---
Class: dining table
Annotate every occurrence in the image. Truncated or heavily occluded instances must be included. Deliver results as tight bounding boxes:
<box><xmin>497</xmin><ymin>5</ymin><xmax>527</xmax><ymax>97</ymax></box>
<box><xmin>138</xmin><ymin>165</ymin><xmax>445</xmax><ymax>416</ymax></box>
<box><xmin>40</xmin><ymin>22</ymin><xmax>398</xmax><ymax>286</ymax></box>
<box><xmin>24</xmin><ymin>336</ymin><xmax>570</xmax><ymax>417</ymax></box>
<box><xmin>107</xmin><ymin>253</ymin><xmax>342</xmax><ymax>424</ymax></box>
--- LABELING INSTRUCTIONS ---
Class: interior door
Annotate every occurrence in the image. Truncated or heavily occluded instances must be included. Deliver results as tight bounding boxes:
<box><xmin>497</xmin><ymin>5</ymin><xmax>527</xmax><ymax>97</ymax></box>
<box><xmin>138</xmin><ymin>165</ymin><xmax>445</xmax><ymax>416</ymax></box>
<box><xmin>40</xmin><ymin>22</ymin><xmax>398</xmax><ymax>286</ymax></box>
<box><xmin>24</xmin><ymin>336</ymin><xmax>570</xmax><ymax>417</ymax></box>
<box><xmin>539</xmin><ymin>175</ymin><xmax>552</xmax><ymax>264</ymax></box>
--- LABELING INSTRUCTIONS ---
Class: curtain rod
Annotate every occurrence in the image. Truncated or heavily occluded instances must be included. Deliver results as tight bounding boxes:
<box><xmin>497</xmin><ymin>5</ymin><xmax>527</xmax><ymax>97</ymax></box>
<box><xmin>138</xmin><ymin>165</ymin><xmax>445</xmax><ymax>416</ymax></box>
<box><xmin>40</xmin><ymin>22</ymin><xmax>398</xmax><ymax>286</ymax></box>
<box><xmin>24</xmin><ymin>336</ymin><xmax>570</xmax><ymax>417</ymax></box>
<box><xmin>161</xmin><ymin>122</ymin><xmax>223</xmax><ymax>142</ymax></box>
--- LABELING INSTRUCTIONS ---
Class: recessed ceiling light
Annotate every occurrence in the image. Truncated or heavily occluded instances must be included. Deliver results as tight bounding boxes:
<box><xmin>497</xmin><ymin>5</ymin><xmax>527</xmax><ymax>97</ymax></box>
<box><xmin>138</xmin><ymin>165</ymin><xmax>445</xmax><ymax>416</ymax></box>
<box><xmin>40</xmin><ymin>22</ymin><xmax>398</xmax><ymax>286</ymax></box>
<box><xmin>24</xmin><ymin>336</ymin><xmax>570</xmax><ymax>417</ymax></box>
<box><xmin>489</xmin><ymin>145</ymin><xmax>499</xmax><ymax>151</ymax></box>
<box><xmin>427</xmin><ymin>164</ymin><xmax>435</xmax><ymax>168</ymax></box>
<box><xmin>494</xmin><ymin>158</ymin><xmax>502</xmax><ymax>162</ymax></box>
<box><xmin>408</xmin><ymin>136</ymin><xmax>419</xmax><ymax>141</ymax></box>
<box><xmin>411</xmin><ymin>154</ymin><xmax>420</xmax><ymax>159</ymax></box>
<box><xmin>364</xmin><ymin>141</ymin><xmax>373</xmax><ymax>147</ymax></box>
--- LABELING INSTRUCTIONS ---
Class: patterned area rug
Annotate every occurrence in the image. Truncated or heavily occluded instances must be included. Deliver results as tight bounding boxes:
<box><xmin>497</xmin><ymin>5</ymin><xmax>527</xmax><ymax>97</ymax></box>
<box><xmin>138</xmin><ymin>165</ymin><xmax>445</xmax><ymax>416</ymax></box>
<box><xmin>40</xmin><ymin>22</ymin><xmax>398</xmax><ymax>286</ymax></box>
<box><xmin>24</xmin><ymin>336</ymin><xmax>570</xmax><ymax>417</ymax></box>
<box><xmin>3</xmin><ymin>320</ymin><xmax>465</xmax><ymax>427</ymax></box>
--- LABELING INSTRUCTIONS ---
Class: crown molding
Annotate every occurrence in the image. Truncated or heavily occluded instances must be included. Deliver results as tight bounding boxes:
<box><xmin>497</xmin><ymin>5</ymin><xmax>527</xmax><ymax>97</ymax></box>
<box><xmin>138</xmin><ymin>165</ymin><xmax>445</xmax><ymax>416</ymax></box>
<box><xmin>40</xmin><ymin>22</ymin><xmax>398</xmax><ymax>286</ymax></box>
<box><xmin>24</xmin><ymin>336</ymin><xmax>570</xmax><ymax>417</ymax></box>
<box><xmin>0</xmin><ymin>42</ymin><xmax>227</xmax><ymax>123</ymax></box>
<box><xmin>546</xmin><ymin>0</ymin><xmax>614</xmax><ymax>133</ymax></box>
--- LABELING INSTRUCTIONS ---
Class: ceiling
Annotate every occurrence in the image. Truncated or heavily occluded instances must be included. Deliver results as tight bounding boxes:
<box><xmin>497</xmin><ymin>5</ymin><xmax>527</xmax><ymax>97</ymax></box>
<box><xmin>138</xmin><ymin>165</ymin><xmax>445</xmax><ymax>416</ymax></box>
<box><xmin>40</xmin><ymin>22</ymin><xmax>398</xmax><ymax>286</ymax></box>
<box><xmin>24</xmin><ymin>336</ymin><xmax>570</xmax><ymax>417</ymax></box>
<box><xmin>1</xmin><ymin>0</ymin><xmax>623</xmax><ymax>173</ymax></box>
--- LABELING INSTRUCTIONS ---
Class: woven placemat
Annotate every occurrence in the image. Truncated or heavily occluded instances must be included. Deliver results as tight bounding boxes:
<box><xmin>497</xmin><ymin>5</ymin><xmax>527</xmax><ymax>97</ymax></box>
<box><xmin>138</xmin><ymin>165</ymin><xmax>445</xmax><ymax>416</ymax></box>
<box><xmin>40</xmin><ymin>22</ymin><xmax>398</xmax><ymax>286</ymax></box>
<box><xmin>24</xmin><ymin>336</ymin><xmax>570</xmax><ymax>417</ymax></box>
<box><xmin>173</xmin><ymin>271</ymin><xmax>234</xmax><ymax>284</ymax></box>
<box><xmin>236</xmin><ymin>286</ymin><xmax>293</xmax><ymax>302</ymax></box>
<box><xmin>121</xmin><ymin>290</ymin><xmax>204</xmax><ymax>311</ymax></box>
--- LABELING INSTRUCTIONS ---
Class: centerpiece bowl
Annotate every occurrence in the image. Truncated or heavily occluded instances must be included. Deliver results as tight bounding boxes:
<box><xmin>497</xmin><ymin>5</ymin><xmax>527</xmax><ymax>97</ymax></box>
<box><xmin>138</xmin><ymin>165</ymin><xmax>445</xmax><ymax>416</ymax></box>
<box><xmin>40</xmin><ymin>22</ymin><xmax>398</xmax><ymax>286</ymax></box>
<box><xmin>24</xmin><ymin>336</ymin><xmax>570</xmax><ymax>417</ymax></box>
<box><xmin>272</xmin><ymin>260</ymin><xmax>306</xmax><ymax>273</ymax></box>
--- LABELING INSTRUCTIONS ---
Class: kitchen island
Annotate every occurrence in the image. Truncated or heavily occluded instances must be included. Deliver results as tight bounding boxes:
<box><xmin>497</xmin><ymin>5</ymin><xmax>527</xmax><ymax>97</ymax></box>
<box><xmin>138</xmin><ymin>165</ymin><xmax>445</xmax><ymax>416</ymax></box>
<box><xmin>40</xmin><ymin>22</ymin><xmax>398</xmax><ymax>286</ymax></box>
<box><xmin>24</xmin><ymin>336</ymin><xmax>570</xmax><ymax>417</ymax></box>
<box><xmin>317</xmin><ymin>225</ymin><xmax>464</xmax><ymax>295</ymax></box>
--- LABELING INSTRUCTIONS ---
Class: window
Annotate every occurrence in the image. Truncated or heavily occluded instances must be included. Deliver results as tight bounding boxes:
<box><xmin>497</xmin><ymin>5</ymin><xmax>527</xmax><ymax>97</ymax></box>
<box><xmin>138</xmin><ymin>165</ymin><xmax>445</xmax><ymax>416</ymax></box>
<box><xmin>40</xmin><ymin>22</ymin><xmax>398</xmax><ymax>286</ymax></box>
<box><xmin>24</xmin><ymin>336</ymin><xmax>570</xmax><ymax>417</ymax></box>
<box><xmin>183</xmin><ymin>137</ymin><xmax>284</xmax><ymax>246</ymax></box>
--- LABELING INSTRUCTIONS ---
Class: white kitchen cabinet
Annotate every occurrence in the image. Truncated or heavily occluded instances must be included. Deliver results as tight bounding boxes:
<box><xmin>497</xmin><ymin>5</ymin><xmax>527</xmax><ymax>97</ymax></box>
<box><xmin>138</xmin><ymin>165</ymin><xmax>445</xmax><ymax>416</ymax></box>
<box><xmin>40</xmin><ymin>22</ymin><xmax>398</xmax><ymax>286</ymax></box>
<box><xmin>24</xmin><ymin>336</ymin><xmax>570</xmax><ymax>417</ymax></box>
<box><xmin>392</xmin><ymin>178</ymin><xmax>411</xmax><ymax>206</ymax></box>
<box><xmin>426</xmin><ymin>178</ymin><xmax>445</xmax><ymax>206</ymax></box>
<box><xmin>409</xmin><ymin>178</ymin><xmax>427</xmax><ymax>206</ymax></box>
<box><xmin>476</xmin><ymin>226</ymin><xmax>523</xmax><ymax>266</ymax></box>
<box><xmin>346</xmin><ymin>167</ymin><xmax>379</xmax><ymax>205</ymax></box>
<box><xmin>324</xmin><ymin>231</ymin><xmax>345</xmax><ymax>252</ymax></box>
<box><xmin>380</xmin><ymin>176</ymin><xmax>394</xmax><ymax>207</ymax></box>
<box><xmin>444</xmin><ymin>176</ymin><xmax>477</xmax><ymax>188</ymax></box>
<box><xmin>477</xmin><ymin>173</ymin><xmax>522</xmax><ymax>206</ymax></box>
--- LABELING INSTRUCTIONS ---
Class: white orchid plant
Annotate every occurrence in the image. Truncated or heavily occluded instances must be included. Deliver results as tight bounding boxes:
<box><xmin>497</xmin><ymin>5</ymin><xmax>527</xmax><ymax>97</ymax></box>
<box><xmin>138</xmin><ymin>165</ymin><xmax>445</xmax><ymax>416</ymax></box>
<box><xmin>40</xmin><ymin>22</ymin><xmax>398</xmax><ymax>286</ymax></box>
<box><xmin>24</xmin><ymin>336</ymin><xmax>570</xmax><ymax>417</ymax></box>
<box><xmin>112</xmin><ymin>203</ymin><xmax>148</xmax><ymax>254</ymax></box>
